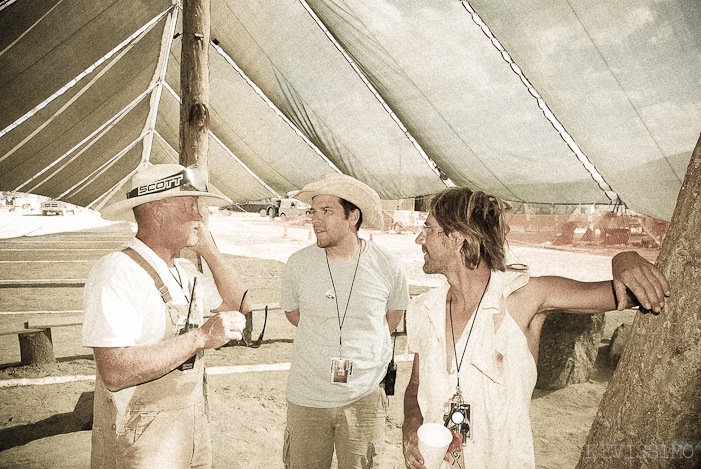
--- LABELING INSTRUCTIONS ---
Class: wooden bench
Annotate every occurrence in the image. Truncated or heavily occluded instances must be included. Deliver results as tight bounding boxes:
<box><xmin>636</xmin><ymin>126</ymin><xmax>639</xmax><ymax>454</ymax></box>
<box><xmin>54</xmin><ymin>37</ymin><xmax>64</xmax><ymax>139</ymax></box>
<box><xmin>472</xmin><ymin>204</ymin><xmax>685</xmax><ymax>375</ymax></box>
<box><xmin>0</xmin><ymin>279</ymin><xmax>86</xmax><ymax>288</ymax></box>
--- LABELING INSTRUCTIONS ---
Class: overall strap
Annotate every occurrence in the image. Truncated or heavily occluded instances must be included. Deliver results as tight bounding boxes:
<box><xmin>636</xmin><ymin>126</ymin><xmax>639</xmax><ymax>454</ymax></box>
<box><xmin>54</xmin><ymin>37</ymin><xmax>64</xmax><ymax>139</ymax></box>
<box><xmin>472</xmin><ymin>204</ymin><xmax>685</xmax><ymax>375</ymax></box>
<box><xmin>121</xmin><ymin>247</ymin><xmax>172</xmax><ymax>304</ymax></box>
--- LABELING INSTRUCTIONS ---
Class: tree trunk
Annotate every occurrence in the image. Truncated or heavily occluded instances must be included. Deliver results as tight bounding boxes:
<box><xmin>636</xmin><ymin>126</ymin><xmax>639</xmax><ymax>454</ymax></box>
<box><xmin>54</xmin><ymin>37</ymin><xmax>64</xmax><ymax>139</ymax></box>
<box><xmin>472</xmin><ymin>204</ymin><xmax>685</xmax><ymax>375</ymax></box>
<box><xmin>577</xmin><ymin>133</ymin><xmax>701</xmax><ymax>468</ymax></box>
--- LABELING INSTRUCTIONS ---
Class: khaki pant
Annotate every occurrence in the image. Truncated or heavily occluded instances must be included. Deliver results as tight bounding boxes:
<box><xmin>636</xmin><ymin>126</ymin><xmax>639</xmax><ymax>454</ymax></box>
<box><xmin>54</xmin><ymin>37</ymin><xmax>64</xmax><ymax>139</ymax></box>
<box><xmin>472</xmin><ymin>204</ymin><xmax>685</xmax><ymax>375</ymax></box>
<box><xmin>92</xmin><ymin>398</ymin><xmax>211</xmax><ymax>469</ymax></box>
<box><xmin>283</xmin><ymin>387</ymin><xmax>388</xmax><ymax>469</ymax></box>
<box><xmin>115</xmin><ymin>402</ymin><xmax>210</xmax><ymax>469</ymax></box>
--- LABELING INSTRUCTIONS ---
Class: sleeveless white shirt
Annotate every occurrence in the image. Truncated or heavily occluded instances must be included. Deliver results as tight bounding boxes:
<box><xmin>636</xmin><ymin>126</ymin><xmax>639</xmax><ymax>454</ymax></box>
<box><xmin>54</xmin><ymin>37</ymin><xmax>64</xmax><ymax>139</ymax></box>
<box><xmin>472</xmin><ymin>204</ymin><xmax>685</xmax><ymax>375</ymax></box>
<box><xmin>407</xmin><ymin>270</ymin><xmax>537</xmax><ymax>469</ymax></box>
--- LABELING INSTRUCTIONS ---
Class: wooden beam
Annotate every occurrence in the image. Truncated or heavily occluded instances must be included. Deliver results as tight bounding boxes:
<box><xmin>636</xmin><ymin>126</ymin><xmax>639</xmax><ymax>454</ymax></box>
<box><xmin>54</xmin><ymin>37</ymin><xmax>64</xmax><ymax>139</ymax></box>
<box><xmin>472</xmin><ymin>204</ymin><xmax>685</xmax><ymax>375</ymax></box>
<box><xmin>0</xmin><ymin>279</ymin><xmax>85</xmax><ymax>288</ymax></box>
<box><xmin>179</xmin><ymin>0</ymin><xmax>210</xmax><ymax>172</ymax></box>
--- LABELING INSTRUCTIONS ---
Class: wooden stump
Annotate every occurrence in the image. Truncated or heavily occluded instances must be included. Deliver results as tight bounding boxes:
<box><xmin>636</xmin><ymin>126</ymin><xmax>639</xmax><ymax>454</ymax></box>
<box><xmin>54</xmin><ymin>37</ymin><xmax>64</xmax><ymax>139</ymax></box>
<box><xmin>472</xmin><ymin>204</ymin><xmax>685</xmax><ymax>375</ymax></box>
<box><xmin>18</xmin><ymin>328</ymin><xmax>55</xmax><ymax>366</ymax></box>
<box><xmin>536</xmin><ymin>312</ymin><xmax>605</xmax><ymax>390</ymax></box>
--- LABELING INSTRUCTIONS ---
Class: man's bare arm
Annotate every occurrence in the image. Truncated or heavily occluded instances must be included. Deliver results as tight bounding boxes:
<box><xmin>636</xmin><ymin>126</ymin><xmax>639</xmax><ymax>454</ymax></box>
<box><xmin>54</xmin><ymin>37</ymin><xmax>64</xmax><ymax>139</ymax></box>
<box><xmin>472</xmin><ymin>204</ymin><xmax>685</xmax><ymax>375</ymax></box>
<box><xmin>403</xmin><ymin>354</ymin><xmax>426</xmax><ymax>469</ymax></box>
<box><xmin>387</xmin><ymin>309</ymin><xmax>405</xmax><ymax>333</ymax></box>
<box><xmin>526</xmin><ymin>277</ymin><xmax>619</xmax><ymax>315</ymax></box>
<box><xmin>515</xmin><ymin>251</ymin><xmax>671</xmax><ymax>321</ymax></box>
<box><xmin>285</xmin><ymin>309</ymin><xmax>300</xmax><ymax>327</ymax></box>
<box><xmin>95</xmin><ymin>310</ymin><xmax>245</xmax><ymax>391</ymax></box>
<box><xmin>189</xmin><ymin>222</ymin><xmax>251</xmax><ymax>314</ymax></box>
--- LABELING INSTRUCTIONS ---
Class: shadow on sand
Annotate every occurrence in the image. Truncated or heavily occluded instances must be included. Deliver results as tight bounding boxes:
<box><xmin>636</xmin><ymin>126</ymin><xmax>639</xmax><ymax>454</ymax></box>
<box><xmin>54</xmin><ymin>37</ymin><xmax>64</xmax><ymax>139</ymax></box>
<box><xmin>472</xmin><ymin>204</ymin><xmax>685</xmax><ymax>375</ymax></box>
<box><xmin>0</xmin><ymin>391</ymin><xmax>93</xmax><ymax>452</ymax></box>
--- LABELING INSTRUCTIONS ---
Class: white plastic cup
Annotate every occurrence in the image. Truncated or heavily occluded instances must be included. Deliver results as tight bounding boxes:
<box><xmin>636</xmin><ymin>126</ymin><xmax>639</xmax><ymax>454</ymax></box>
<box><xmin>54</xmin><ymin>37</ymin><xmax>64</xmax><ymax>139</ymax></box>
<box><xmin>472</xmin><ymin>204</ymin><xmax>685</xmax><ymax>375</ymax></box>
<box><xmin>417</xmin><ymin>422</ymin><xmax>453</xmax><ymax>469</ymax></box>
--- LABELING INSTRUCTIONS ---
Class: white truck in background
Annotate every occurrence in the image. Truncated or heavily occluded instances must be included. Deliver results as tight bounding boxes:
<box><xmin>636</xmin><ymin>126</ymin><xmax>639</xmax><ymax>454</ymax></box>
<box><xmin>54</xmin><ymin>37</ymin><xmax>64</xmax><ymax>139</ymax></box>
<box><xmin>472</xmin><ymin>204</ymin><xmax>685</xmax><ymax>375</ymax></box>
<box><xmin>261</xmin><ymin>197</ymin><xmax>311</xmax><ymax>220</ymax></box>
<box><xmin>41</xmin><ymin>200</ymin><xmax>75</xmax><ymax>216</ymax></box>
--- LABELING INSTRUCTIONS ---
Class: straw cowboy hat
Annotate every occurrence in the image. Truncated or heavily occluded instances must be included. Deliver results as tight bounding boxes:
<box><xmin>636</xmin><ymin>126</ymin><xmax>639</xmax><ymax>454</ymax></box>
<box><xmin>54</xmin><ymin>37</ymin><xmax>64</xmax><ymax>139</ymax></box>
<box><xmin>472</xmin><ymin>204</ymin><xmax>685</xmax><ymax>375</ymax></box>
<box><xmin>291</xmin><ymin>173</ymin><xmax>383</xmax><ymax>230</ymax></box>
<box><xmin>101</xmin><ymin>163</ymin><xmax>231</xmax><ymax>221</ymax></box>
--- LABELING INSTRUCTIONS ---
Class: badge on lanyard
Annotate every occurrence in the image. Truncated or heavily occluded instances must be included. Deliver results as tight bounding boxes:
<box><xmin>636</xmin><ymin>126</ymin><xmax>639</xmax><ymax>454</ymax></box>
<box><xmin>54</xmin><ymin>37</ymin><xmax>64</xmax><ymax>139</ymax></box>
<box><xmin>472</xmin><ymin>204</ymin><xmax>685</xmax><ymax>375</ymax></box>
<box><xmin>330</xmin><ymin>357</ymin><xmax>354</xmax><ymax>384</ymax></box>
<box><xmin>325</xmin><ymin>240</ymin><xmax>363</xmax><ymax>385</ymax></box>
<box><xmin>444</xmin><ymin>387</ymin><xmax>472</xmax><ymax>443</ymax></box>
<box><xmin>445</xmin><ymin>276</ymin><xmax>489</xmax><ymax>446</ymax></box>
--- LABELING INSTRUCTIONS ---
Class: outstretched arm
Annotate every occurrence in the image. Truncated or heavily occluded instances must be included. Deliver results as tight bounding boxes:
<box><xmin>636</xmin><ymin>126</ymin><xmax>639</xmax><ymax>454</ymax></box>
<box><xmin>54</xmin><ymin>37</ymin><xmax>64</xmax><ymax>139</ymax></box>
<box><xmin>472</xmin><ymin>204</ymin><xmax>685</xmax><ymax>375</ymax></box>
<box><xmin>509</xmin><ymin>251</ymin><xmax>670</xmax><ymax>359</ymax></box>
<box><xmin>514</xmin><ymin>251</ymin><xmax>670</xmax><ymax>320</ymax></box>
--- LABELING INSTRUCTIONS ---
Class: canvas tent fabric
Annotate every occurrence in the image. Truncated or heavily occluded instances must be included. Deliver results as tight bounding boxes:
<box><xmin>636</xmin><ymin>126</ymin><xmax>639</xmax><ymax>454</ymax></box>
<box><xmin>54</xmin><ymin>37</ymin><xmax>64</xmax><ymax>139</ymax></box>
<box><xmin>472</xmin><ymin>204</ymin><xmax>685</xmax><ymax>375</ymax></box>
<box><xmin>1</xmin><ymin>0</ymin><xmax>699</xmax><ymax>222</ymax></box>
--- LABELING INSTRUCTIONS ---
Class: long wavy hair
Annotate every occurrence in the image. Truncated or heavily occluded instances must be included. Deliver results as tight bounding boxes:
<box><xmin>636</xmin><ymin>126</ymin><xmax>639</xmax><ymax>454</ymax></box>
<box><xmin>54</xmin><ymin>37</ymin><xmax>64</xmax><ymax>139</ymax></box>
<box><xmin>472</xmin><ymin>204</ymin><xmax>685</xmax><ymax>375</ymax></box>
<box><xmin>430</xmin><ymin>187</ymin><xmax>507</xmax><ymax>271</ymax></box>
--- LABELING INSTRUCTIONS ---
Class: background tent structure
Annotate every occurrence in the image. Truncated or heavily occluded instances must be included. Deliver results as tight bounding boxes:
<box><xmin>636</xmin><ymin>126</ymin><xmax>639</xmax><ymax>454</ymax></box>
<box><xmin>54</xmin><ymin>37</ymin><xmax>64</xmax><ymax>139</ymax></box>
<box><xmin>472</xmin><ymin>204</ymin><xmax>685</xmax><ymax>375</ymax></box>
<box><xmin>1</xmin><ymin>0</ymin><xmax>699</xmax><ymax>222</ymax></box>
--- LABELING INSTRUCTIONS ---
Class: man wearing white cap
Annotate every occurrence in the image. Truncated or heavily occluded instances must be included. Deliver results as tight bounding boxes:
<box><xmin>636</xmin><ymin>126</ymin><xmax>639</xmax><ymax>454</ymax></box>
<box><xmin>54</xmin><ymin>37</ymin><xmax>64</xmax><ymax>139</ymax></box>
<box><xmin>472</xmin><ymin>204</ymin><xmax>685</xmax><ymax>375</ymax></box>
<box><xmin>280</xmin><ymin>173</ymin><xmax>410</xmax><ymax>468</ymax></box>
<box><xmin>82</xmin><ymin>163</ymin><xmax>251</xmax><ymax>469</ymax></box>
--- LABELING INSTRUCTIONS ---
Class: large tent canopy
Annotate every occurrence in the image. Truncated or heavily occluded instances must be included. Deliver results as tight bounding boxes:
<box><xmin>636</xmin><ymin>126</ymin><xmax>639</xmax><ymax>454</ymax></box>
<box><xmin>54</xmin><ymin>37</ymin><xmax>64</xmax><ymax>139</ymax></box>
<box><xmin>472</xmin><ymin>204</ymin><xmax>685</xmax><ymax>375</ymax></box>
<box><xmin>1</xmin><ymin>0</ymin><xmax>699</xmax><ymax>221</ymax></box>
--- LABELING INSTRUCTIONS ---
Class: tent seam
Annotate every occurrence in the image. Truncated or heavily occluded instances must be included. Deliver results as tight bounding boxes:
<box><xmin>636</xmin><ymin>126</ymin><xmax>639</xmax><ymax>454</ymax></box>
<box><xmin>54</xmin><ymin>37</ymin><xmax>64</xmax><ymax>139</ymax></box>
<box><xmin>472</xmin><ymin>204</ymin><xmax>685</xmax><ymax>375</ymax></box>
<box><xmin>562</xmin><ymin>0</ymin><xmax>683</xmax><ymax>186</ymax></box>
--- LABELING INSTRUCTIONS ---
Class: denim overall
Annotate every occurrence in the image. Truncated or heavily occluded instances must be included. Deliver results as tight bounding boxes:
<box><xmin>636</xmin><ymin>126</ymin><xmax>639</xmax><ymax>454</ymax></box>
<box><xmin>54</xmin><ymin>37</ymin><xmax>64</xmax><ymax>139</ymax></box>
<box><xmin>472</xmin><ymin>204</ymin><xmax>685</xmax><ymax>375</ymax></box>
<box><xmin>91</xmin><ymin>248</ymin><xmax>210</xmax><ymax>469</ymax></box>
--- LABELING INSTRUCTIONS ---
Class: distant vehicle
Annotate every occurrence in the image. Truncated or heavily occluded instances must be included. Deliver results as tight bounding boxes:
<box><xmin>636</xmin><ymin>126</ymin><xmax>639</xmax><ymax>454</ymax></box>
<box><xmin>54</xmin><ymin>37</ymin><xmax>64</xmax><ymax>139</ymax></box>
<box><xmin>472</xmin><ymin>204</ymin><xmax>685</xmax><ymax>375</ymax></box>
<box><xmin>261</xmin><ymin>198</ymin><xmax>311</xmax><ymax>220</ymax></box>
<box><xmin>41</xmin><ymin>200</ymin><xmax>75</xmax><ymax>216</ymax></box>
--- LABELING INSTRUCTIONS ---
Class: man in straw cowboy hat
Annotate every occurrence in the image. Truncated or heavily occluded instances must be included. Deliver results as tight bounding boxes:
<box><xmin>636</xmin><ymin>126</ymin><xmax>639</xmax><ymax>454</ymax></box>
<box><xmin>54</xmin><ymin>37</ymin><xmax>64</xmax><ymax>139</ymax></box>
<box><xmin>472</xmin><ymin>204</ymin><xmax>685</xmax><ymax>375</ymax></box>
<box><xmin>280</xmin><ymin>173</ymin><xmax>410</xmax><ymax>468</ymax></box>
<box><xmin>402</xmin><ymin>187</ymin><xmax>670</xmax><ymax>469</ymax></box>
<box><xmin>82</xmin><ymin>163</ymin><xmax>251</xmax><ymax>468</ymax></box>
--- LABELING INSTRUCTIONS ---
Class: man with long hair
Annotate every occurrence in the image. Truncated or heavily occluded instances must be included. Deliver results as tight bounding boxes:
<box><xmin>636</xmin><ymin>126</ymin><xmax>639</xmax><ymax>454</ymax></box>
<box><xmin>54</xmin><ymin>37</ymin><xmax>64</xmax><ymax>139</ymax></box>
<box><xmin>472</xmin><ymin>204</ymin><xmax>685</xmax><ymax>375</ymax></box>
<box><xmin>403</xmin><ymin>187</ymin><xmax>669</xmax><ymax>469</ymax></box>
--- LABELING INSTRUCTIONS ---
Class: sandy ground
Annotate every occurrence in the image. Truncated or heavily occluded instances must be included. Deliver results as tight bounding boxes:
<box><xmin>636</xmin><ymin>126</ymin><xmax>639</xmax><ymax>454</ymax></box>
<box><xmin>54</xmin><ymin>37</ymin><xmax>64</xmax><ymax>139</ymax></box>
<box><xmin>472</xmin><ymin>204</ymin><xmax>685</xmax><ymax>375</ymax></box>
<box><xmin>0</xmin><ymin>209</ymin><xmax>649</xmax><ymax>468</ymax></box>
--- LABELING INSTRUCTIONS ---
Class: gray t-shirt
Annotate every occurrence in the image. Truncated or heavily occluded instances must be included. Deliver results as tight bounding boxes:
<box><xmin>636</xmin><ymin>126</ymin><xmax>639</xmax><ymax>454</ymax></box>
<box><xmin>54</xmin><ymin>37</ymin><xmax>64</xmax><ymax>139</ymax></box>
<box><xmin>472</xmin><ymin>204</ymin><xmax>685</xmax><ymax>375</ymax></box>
<box><xmin>281</xmin><ymin>241</ymin><xmax>409</xmax><ymax>407</ymax></box>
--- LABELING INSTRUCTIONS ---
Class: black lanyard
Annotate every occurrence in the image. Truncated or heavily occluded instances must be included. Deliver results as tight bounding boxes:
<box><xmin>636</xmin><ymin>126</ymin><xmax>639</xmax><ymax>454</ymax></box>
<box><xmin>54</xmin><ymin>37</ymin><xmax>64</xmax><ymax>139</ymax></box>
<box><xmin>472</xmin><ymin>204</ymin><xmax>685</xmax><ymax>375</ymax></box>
<box><xmin>449</xmin><ymin>274</ymin><xmax>490</xmax><ymax>388</ymax></box>
<box><xmin>325</xmin><ymin>240</ymin><xmax>363</xmax><ymax>349</ymax></box>
<box><xmin>169</xmin><ymin>265</ymin><xmax>190</xmax><ymax>303</ymax></box>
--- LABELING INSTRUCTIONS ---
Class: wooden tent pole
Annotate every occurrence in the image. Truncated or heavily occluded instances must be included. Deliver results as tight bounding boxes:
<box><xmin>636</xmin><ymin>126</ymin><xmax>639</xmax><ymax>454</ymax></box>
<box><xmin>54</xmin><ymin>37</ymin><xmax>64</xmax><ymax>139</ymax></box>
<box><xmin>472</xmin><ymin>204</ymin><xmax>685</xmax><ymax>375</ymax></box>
<box><xmin>180</xmin><ymin>0</ymin><xmax>210</xmax><ymax>275</ymax></box>
<box><xmin>179</xmin><ymin>0</ymin><xmax>210</xmax><ymax>280</ymax></box>
<box><xmin>178</xmin><ymin>0</ymin><xmax>253</xmax><ymax>345</ymax></box>
<box><xmin>179</xmin><ymin>0</ymin><xmax>217</xmax><ymax>415</ymax></box>
<box><xmin>179</xmin><ymin>0</ymin><xmax>210</xmax><ymax>176</ymax></box>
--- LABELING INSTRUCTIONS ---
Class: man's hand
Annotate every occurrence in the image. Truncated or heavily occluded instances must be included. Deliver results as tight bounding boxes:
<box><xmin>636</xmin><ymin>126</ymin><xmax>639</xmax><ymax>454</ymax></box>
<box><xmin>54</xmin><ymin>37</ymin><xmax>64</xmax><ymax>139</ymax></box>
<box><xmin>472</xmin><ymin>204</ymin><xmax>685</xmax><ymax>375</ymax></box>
<box><xmin>612</xmin><ymin>251</ymin><xmax>671</xmax><ymax>313</ymax></box>
<box><xmin>188</xmin><ymin>221</ymin><xmax>217</xmax><ymax>257</ymax></box>
<box><xmin>187</xmin><ymin>221</ymin><xmax>250</xmax><ymax>314</ymax></box>
<box><xmin>197</xmin><ymin>310</ymin><xmax>246</xmax><ymax>349</ymax></box>
<box><xmin>403</xmin><ymin>355</ymin><xmax>426</xmax><ymax>468</ymax></box>
<box><xmin>403</xmin><ymin>426</ymin><xmax>426</xmax><ymax>469</ymax></box>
